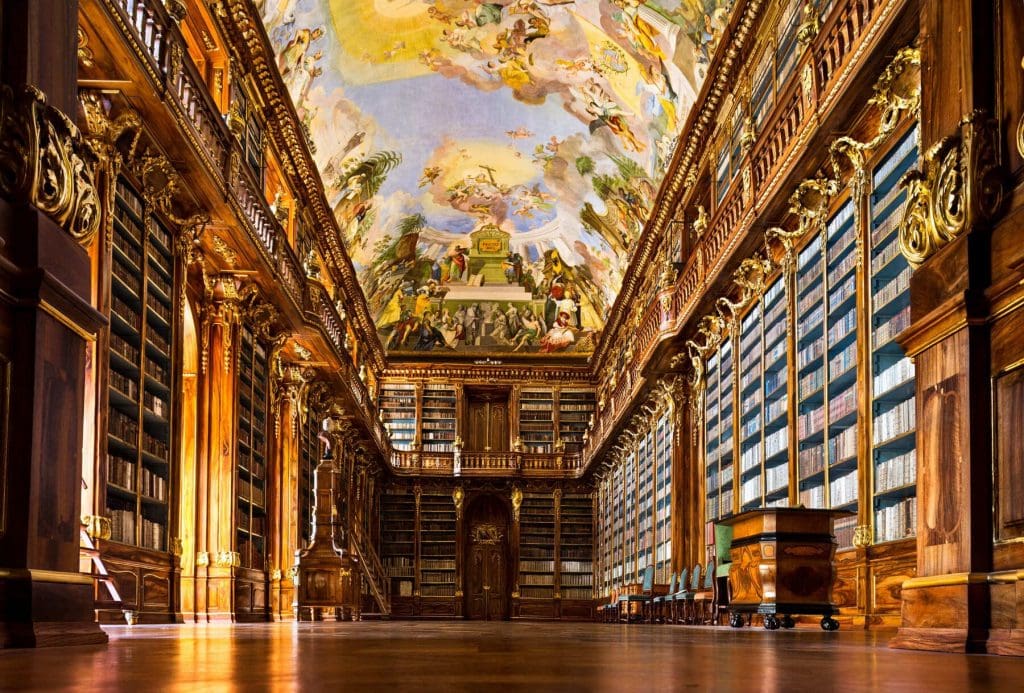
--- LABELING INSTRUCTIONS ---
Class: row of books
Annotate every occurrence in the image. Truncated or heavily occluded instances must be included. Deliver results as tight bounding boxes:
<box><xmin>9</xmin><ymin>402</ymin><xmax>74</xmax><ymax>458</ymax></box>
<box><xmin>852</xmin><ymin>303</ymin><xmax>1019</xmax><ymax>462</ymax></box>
<box><xmin>798</xmin><ymin>305</ymin><xmax>824</xmax><ymax>340</ymax></box>
<box><xmin>110</xmin><ymin>369</ymin><xmax>139</xmax><ymax>402</ymax></box>
<box><xmin>829</xmin><ymin>341</ymin><xmax>857</xmax><ymax>380</ymax></box>
<box><xmin>800</xmin><ymin>484</ymin><xmax>825</xmax><ymax>508</ymax></box>
<box><xmin>110</xmin><ymin>333</ymin><xmax>139</xmax><ymax>363</ymax></box>
<box><xmin>765</xmin><ymin>426</ymin><xmax>788</xmax><ymax>458</ymax></box>
<box><xmin>798</xmin><ymin>405</ymin><xmax>825</xmax><ymax>438</ymax></box>
<box><xmin>800</xmin><ymin>444</ymin><xmax>825</xmax><ymax>478</ymax></box>
<box><xmin>798</xmin><ymin>338</ymin><xmax>825</xmax><ymax>370</ymax></box>
<box><xmin>237</xmin><ymin>478</ymin><xmax>266</xmax><ymax>507</ymax></box>
<box><xmin>144</xmin><ymin>391</ymin><xmax>169</xmax><ymax>418</ymax></box>
<box><xmin>766</xmin><ymin>462</ymin><xmax>788</xmax><ymax>494</ymax></box>
<box><xmin>109</xmin><ymin>409</ymin><xmax>139</xmax><ymax>444</ymax></box>
<box><xmin>829</xmin><ymin>387</ymin><xmax>857</xmax><ymax>422</ymax></box>
<box><xmin>106</xmin><ymin>454</ymin><xmax>138</xmax><ymax>490</ymax></box>
<box><xmin>830</xmin><ymin>469</ymin><xmax>858</xmax><ymax>506</ymax></box>
<box><xmin>112</xmin><ymin>255</ymin><xmax>142</xmax><ymax>295</ymax></box>
<box><xmin>874</xmin><ymin>357</ymin><xmax>915</xmax><ymax>396</ymax></box>
<box><xmin>828</xmin><ymin>273</ymin><xmax>856</xmax><ymax>312</ymax></box>
<box><xmin>520</xmin><ymin>573</ymin><xmax>554</xmax><ymax>586</ymax></box>
<box><xmin>143</xmin><ymin>289</ymin><xmax>168</xmax><ymax>323</ymax></box>
<box><xmin>560</xmin><ymin>573</ymin><xmax>592</xmax><ymax>587</ymax></box>
<box><xmin>873</xmin><ymin>398</ymin><xmax>916</xmax><ymax>444</ymax></box>
<box><xmin>562</xmin><ymin>588</ymin><xmax>594</xmax><ymax>600</ymax></box>
<box><xmin>147</xmin><ymin>327</ymin><xmax>170</xmax><ymax>356</ymax></box>
<box><xmin>112</xmin><ymin>295</ymin><xmax>142</xmax><ymax>331</ymax></box>
<box><xmin>829</xmin><ymin>424</ymin><xmax>858</xmax><ymax>462</ymax></box>
<box><xmin>741</xmin><ymin>477</ymin><xmax>761</xmax><ymax>504</ymax></box>
<box><xmin>798</xmin><ymin>281</ymin><xmax>824</xmax><ymax>315</ymax></box>
<box><xmin>876</xmin><ymin>449</ymin><xmax>917</xmax><ymax>493</ymax></box>
<box><xmin>875</xmin><ymin>496</ymin><xmax>917</xmax><ymax>542</ymax></box>
<box><xmin>421</xmin><ymin>571</ymin><xmax>455</xmax><ymax>584</ymax></box>
<box><xmin>829</xmin><ymin>246</ymin><xmax>858</xmax><ymax>282</ymax></box>
<box><xmin>144</xmin><ymin>354</ymin><xmax>169</xmax><ymax>386</ymax></box>
<box><xmin>872</xmin><ymin>267</ymin><xmax>911</xmax><ymax>313</ymax></box>
<box><xmin>874</xmin><ymin>305</ymin><xmax>911</xmax><ymax>347</ymax></box>
<box><xmin>237</xmin><ymin>508</ymin><xmax>266</xmax><ymax>536</ymax></box>
<box><xmin>827</xmin><ymin>308</ymin><xmax>857</xmax><ymax>346</ymax></box>
<box><xmin>800</xmin><ymin>366</ymin><xmax>824</xmax><ymax>398</ymax></box>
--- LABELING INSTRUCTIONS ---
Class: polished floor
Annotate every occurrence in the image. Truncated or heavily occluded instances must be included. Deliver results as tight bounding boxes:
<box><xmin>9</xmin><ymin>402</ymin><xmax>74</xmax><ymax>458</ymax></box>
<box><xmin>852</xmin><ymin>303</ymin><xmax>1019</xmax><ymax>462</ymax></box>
<box><xmin>0</xmin><ymin>621</ymin><xmax>1021</xmax><ymax>692</ymax></box>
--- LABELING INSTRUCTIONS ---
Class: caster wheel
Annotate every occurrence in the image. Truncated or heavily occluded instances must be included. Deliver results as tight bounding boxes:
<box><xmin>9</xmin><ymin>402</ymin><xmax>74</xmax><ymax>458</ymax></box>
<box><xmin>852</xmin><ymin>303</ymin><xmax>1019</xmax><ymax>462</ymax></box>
<box><xmin>730</xmin><ymin>613</ymin><xmax>745</xmax><ymax>628</ymax></box>
<box><xmin>821</xmin><ymin>617</ymin><xmax>840</xmax><ymax>631</ymax></box>
<box><xmin>764</xmin><ymin>614</ymin><xmax>780</xmax><ymax>630</ymax></box>
<box><xmin>781</xmin><ymin>615</ymin><xmax>796</xmax><ymax>629</ymax></box>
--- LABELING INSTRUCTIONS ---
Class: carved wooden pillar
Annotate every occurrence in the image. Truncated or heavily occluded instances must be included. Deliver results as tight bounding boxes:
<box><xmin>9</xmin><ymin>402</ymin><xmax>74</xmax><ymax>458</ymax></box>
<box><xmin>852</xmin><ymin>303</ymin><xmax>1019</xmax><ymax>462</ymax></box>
<box><xmin>890</xmin><ymin>0</ymin><xmax>1006</xmax><ymax>654</ymax></box>
<box><xmin>269</xmin><ymin>363</ymin><xmax>305</xmax><ymax>620</ymax></box>
<box><xmin>192</xmin><ymin>275</ymin><xmax>241</xmax><ymax>621</ymax></box>
<box><xmin>0</xmin><ymin>0</ymin><xmax>108</xmax><ymax>648</ymax></box>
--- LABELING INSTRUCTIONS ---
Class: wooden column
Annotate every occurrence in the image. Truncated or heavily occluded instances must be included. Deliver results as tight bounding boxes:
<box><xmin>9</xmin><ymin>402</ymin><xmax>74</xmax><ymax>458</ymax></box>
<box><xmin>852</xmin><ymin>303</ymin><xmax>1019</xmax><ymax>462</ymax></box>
<box><xmin>0</xmin><ymin>0</ymin><xmax>108</xmax><ymax>648</ymax></box>
<box><xmin>192</xmin><ymin>276</ymin><xmax>241</xmax><ymax>621</ymax></box>
<box><xmin>269</xmin><ymin>363</ymin><xmax>304</xmax><ymax>620</ymax></box>
<box><xmin>889</xmin><ymin>0</ymin><xmax>1006</xmax><ymax>654</ymax></box>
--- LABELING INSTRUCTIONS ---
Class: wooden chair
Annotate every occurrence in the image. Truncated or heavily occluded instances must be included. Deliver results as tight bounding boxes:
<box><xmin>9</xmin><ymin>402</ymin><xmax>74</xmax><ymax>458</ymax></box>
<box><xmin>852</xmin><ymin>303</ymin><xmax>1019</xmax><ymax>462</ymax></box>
<box><xmin>713</xmin><ymin>523</ymin><xmax>734</xmax><ymax>625</ymax></box>
<box><xmin>664</xmin><ymin>567</ymin><xmax>688</xmax><ymax>624</ymax></box>
<box><xmin>618</xmin><ymin>565</ymin><xmax>655</xmax><ymax>623</ymax></box>
<box><xmin>694</xmin><ymin>562</ymin><xmax>715</xmax><ymax>624</ymax></box>
<box><xmin>601</xmin><ymin>591</ymin><xmax>618</xmax><ymax>622</ymax></box>
<box><xmin>677</xmin><ymin>563</ymin><xmax>701</xmax><ymax>624</ymax></box>
<box><xmin>652</xmin><ymin>572</ymin><xmax>676</xmax><ymax>623</ymax></box>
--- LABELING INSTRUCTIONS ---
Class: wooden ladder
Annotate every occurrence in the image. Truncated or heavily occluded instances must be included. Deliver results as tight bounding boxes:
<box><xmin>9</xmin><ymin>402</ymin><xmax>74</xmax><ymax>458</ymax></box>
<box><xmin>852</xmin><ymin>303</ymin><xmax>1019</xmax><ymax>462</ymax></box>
<box><xmin>79</xmin><ymin>524</ymin><xmax>124</xmax><ymax>619</ymax></box>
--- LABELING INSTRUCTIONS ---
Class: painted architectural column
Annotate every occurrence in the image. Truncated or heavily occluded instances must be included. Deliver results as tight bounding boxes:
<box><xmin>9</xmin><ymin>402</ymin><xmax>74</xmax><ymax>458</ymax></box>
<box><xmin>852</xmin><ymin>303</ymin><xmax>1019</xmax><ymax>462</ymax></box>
<box><xmin>191</xmin><ymin>275</ymin><xmax>242</xmax><ymax>621</ymax></box>
<box><xmin>269</xmin><ymin>362</ymin><xmax>305</xmax><ymax>620</ymax></box>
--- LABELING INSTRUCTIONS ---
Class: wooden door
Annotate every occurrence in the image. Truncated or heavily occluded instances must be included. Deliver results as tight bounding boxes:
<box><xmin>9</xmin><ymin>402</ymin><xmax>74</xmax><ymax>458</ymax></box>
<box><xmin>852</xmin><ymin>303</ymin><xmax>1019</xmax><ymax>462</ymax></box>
<box><xmin>464</xmin><ymin>495</ymin><xmax>510</xmax><ymax>620</ymax></box>
<box><xmin>466</xmin><ymin>397</ymin><xmax>509</xmax><ymax>451</ymax></box>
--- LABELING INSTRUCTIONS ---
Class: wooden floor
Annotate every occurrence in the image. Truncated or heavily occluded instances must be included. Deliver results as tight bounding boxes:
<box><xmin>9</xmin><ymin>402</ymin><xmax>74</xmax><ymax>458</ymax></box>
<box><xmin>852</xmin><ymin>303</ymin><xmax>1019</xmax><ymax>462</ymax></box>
<box><xmin>0</xmin><ymin>621</ymin><xmax>1021</xmax><ymax>691</ymax></box>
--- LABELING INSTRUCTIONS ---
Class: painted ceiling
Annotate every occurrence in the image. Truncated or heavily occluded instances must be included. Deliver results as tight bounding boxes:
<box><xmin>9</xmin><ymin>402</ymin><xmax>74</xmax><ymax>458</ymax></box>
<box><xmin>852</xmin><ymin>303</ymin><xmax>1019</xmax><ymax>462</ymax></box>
<box><xmin>261</xmin><ymin>0</ymin><xmax>733</xmax><ymax>356</ymax></box>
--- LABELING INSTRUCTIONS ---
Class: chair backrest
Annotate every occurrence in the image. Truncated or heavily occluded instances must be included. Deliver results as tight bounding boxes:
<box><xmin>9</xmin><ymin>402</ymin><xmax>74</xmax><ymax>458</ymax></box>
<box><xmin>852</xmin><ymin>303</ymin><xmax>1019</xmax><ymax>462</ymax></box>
<box><xmin>666</xmin><ymin>572</ymin><xmax>677</xmax><ymax>594</ymax></box>
<box><xmin>677</xmin><ymin>567</ymin><xmax>689</xmax><ymax>592</ymax></box>
<box><xmin>641</xmin><ymin>565</ymin><xmax>655</xmax><ymax>592</ymax></box>
<box><xmin>703</xmin><ymin>563</ymin><xmax>715</xmax><ymax>588</ymax></box>
<box><xmin>715</xmin><ymin>524</ymin><xmax>734</xmax><ymax>564</ymax></box>
<box><xmin>691</xmin><ymin>563</ymin><xmax>702</xmax><ymax>590</ymax></box>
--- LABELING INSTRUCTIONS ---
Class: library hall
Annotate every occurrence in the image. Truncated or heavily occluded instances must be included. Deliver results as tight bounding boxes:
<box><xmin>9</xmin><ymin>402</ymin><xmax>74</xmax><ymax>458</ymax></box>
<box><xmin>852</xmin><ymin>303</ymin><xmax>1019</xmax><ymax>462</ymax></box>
<box><xmin>0</xmin><ymin>0</ymin><xmax>1023</xmax><ymax>689</ymax></box>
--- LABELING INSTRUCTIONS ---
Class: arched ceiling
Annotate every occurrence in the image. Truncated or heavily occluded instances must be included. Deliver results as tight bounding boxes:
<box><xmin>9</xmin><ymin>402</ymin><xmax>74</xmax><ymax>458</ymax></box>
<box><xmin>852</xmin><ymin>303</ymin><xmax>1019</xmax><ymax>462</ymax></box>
<box><xmin>261</xmin><ymin>0</ymin><xmax>733</xmax><ymax>358</ymax></box>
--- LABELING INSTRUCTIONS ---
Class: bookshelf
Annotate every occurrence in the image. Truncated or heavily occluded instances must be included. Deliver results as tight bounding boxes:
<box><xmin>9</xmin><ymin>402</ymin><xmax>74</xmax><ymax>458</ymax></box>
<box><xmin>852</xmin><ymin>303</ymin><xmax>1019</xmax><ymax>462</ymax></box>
<box><xmin>704</xmin><ymin>337</ymin><xmax>734</xmax><ymax>522</ymax></box>
<box><xmin>518</xmin><ymin>493</ymin><xmax>556</xmax><ymax>600</ymax></box>
<box><xmin>611</xmin><ymin>463</ymin><xmax>624</xmax><ymax>588</ymax></box>
<box><xmin>236</xmin><ymin>326</ymin><xmax>269</xmax><ymax>570</ymax></box>
<box><xmin>380</xmin><ymin>489</ymin><xmax>416</xmax><ymax>598</ymax></box>
<box><xmin>559</xmin><ymin>494</ymin><xmax>593</xmax><ymax>602</ymax></box>
<box><xmin>623</xmin><ymin>450</ymin><xmax>637</xmax><ymax>581</ymax></box>
<box><xmin>298</xmin><ymin>407</ymin><xmax>320</xmax><ymax>548</ymax></box>
<box><xmin>869</xmin><ymin>125</ymin><xmax>919</xmax><ymax>544</ymax></box>
<box><xmin>637</xmin><ymin>431</ymin><xmax>654</xmax><ymax>573</ymax></box>
<box><xmin>519</xmin><ymin>390</ymin><xmax>555</xmax><ymax>453</ymax></box>
<box><xmin>796</xmin><ymin>231</ymin><xmax>828</xmax><ymax>511</ymax></box>
<box><xmin>380</xmin><ymin>383</ymin><xmax>417</xmax><ymax>451</ymax></box>
<box><xmin>654</xmin><ymin>412</ymin><xmax>672</xmax><ymax>581</ymax></box>
<box><xmin>557</xmin><ymin>390</ymin><xmax>596</xmax><ymax>453</ymax></box>
<box><xmin>419</xmin><ymin>492</ymin><xmax>457</xmax><ymax>598</ymax></box>
<box><xmin>421</xmin><ymin>384</ymin><xmax>457</xmax><ymax>452</ymax></box>
<box><xmin>105</xmin><ymin>177</ymin><xmax>172</xmax><ymax>552</ymax></box>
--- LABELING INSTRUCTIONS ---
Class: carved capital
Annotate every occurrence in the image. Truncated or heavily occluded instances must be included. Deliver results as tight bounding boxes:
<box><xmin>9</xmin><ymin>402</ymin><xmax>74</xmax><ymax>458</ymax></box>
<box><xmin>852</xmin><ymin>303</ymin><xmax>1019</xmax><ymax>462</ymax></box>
<box><xmin>898</xmin><ymin>110</ymin><xmax>1004</xmax><ymax>268</ymax></box>
<box><xmin>0</xmin><ymin>85</ymin><xmax>102</xmax><ymax>245</ymax></box>
<box><xmin>212</xmin><ymin>550</ymin><xmax>241</xmax><ymax>568</ymax></box>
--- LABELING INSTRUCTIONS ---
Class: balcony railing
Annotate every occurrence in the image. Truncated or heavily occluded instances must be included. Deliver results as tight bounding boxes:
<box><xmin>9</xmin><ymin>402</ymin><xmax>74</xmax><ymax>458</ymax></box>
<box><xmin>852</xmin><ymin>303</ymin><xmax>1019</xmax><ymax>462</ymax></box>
<box><xmin>389</xmin><ymin>450</ymin><xmax>584</xmax><ymax>478</ymax></box>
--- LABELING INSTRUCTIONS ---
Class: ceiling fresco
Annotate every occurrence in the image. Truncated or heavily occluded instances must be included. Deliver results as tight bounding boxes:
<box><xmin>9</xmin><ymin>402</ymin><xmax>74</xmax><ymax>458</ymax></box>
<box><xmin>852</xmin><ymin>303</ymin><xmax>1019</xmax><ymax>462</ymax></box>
<box><xmin>260</xmin><ymin>0</ymin><xmax>733</xmax><ymax>356</ymax></box>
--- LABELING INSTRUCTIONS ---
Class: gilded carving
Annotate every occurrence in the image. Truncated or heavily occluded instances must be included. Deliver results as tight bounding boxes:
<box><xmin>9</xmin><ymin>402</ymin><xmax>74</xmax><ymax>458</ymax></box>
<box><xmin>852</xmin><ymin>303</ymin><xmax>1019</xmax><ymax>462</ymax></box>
<box><xmin>898</xmin><ymin>111</ymin><xmax>1004</xmax><ymax>268</ymax></box>
<box><xmin>213</xmin><ymin>550</ymin><xmax>242</xmax><ymax>568</ymax></box>
<box><xmin>196</xmin><ymin>551</ymin><xmax>211</xmax><ymax>567</ymax></box>
<box><xmin>795</xmin><ymin>0</ymin><xmax>820</xmax><ymax>46</ymax></box>
<box><xmin>716</xmin><ymin>255</ymin><xmax>774</xmax><ymax>324</ymax></box>
<box><xmin>77</xmin><ymin>27</ymin><xmax>95</xmax><ymax>68</ymax></box>
<box><xmin>211</xmin><ymin>234</ymin><xmax>239</xmax><ymax>267</ymax></box>
<box><xmin>453</xmin><ymin>486</ymin><xmax>464</xmax><ymax>521</ymax></box>
<box><xmin>0</xmin><ymin>85</ymin><xmax>101</xmax><ymax>245</ymax></box>
<box><xmin>511</xmin><ymin>486</ymin><xmax>523</xmax><ymax>522</ymax></box>
<box><xmin>683</xmin><ymin>314</ymin><xmax>726</xmax><ymax>430</ymax></box>
<box><xmin>82</xmin><ymin>514</ymin><xmax>112</xmax><ymax>541</ymax></box>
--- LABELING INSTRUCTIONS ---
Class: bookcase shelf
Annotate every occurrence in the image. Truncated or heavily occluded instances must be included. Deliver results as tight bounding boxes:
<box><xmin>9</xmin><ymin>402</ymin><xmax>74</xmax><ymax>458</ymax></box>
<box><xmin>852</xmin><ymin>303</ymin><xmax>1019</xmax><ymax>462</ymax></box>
<box><xmin>298</xmin><ymin>406</ymin><xmax>320</xmax><ymax>548</ymax></box>
<box><xmin>381</xmin><ymin>489</ymin><xmax>416</xmax><ymax>598</ymax></box>
<box><xmin>380</xmin><ymin>383</ymin><xmax>417</xmax><ymax>451</ymax></box>
<box><xmin>519</xmin><ymin>390</ymin><xmax>555</xmax><ymax>453</ymax></box>
<box><xmin>557</xmin><ymin>390</ymin><xmax>596</xmax><ymax>454</ymax></box>
<box><xmin>654</xmin><ymin>413</ymin><xmax>673</xmax><ymax>580</ymax></box>
<box><xmin>870</xmin><ymin>125</ymin><xmax>919</xmax><ymax>545</ymax></box>
<box><xmin>104</xmin><ymin>177</ymin><xmax>172</xmax><ymax>552</ymax></box>
<box><xmin>236</xmin><ymin>326</ymin><xmax>269</xmax><ymax>570</ymax></box>
<box><xmin>705</xmin><ymin>337</ymin><xmax>734</xmax><ymax>522</ymax></box>
<box><xmin>559</xmin><ymin>494</ymin><xmax>593</xmax><ymax>600</ymax></box>
<box><xmin>419</xmin><ymin>493</ymin><xmax>457</xmax><ymax>598</ymax></box>
<box><xmin>421</xmin><ymin>384</ymin><xmax>456</xmax><ymax>453</ymax></box>
<box><xmin>519</xmin><ymin>493</ymin><xmax>555</xmax><ymax>599</ymax></box>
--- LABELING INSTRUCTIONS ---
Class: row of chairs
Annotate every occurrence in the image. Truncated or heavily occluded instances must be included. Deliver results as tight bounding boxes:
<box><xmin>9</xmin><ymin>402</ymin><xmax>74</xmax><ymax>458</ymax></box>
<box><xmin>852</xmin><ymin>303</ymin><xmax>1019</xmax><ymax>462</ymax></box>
<box><xmin>599</xmin><ymin>563</ymin><xmax>726</xmax><ymax>625</ymax></box>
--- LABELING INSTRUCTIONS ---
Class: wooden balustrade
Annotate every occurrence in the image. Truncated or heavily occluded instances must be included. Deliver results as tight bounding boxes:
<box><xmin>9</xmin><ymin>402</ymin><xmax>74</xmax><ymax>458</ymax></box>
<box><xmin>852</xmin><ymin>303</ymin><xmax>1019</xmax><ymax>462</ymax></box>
<box><xmin>388</xmin><ymin>450</ymin><xmax>583</xmax><ymax>478</ymax></box>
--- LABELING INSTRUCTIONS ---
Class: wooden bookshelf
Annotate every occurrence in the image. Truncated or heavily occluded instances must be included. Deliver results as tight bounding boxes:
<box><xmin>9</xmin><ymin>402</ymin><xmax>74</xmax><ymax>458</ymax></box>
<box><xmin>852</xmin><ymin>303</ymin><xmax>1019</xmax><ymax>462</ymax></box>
<box><xmin>380</xmin><ymin>383</ymin><xmax>417</xmax><ymax>451</ymax></box>
<box><xmin>869</xmin><ymin>125</ymin><xmax>919</xmax><ymax>545</ymax></box>
<box><xmin>704</xmin><ymin>338</ymin><xmax>734</xmax><ymax>522</ymax></box>
<box><xmin>104</xmin><ymin>177</ymin><xmax>173</xmax><ymax>553</ymax></box>
<box><xmin>380</xmin><ymin>489</ymin><xmax>416</xmax><ymax>604</ymax></box>
<box><xmin>559</xmin><ymin>494</ymin><xmax>594</xmax><ymax>607</ymax></box>
<box><xmin>636</xmin><ymin>430</ymin><xmax>654</xmax><ymax>574</ymax></box>
<box><xmin>518</xmin><ymin>493</ymin><xmax>555</xmax><ymax>601</ymax></box>
<box><xmin>421</xmin><ymin>384</ymin><xmax>456</xmax><ymax>453</ymax></box>
<box><xmin>519</xmin><ymin>390</ymin><xmax>554</xmax><ymax>453</ymax></box>
<box><xmin>654</xmin><ymin>412</ymin><xmax>673</xmax><ymax>581</ymax></box>
<box><xmin>236</xmin><ymin>326</ymin><xmax>269</xmax><ymax>571</ymax></box>
<box><xmin>298</xmin><ymin>407</ymin><xmax>319</xmax><ymax>548</ymax></box>
<box><xmin>418</xmin><ymin>493</ymin><xmax>457</xmax><ymax>601</ymax></box>
<box><xmin>557</xmin><ymin>390</ymin><xmax>595</xmax><ymax>453</ymax></box>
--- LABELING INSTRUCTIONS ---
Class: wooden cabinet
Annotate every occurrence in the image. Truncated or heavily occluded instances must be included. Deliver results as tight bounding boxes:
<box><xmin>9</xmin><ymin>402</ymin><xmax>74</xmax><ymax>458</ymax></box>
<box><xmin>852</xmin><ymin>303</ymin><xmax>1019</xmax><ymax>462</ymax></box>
<box><xmin>721</xmin><ymin>508</ymin><xmax>852</xmax><ymax>630</ymax></box>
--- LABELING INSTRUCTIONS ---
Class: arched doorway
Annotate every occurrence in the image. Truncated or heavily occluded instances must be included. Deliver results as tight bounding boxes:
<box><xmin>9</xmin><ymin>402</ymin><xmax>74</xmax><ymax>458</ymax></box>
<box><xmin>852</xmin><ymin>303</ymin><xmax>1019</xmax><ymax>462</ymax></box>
<box><xmin>464</xmin><ymin>494</ymin><xmax>511</xmax><ymax>620</ymax></box>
